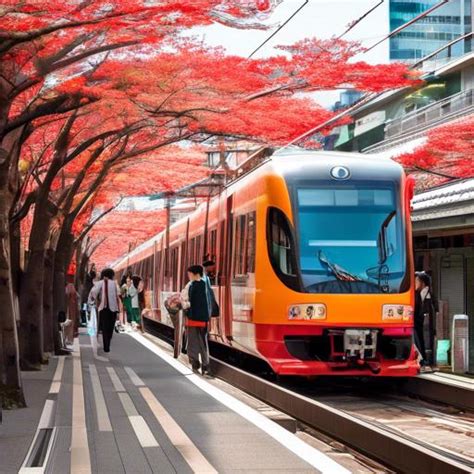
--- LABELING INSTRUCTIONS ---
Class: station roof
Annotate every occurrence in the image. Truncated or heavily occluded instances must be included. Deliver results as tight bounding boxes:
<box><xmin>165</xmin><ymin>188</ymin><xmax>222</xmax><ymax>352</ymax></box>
<box><xmin>412</xmin><ymin>179</ymin><xmax>474</xmax><ymax>228</ymax></box>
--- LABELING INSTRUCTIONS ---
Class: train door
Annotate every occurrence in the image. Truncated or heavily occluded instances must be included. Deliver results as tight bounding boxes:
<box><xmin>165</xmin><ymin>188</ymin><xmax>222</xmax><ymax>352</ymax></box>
<box><xmin>224</xmin><ymin>194</ymin><xmax>234</xmax><ymax>340</ymax></box>
<box><xmin>180</xmin><ymin>219</ymin><xmax>190</xmax><ymax>290</ymax></box>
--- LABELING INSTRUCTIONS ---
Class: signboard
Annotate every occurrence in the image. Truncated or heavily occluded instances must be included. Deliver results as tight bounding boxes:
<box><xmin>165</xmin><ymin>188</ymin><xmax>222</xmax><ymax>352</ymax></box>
<box><xmin>354</xmin><ymin>110</ymin><xmax>386</xmax><ymax>137</ymax></box>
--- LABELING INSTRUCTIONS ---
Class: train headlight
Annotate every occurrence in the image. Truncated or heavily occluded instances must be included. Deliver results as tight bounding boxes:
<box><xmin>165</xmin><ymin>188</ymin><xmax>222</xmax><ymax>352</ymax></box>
<box><xmin>382</xmin><ymin>304</ymin><xmax>413</xmax><ymax>321</ymax></box>
<box><xmin>288</xmin><ymin>304</ymin><xmax>326</xmax><ymax>320</ymax></box>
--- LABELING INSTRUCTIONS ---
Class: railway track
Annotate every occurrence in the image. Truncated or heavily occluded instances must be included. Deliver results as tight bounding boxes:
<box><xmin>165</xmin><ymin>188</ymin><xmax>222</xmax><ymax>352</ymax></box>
<box><xmin>144</xmin><ymin>317</ymin><xmax>474</xmax><ymax>474</ymax></box>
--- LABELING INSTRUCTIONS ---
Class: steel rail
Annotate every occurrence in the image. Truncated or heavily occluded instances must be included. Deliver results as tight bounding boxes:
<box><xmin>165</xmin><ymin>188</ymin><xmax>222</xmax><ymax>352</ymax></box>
<box><xmin>401</xmin><ymin>375</ymin><xmax>474</xmax><ymax>412</ymax></box>
<box><xmin>144</xmin><ymin>317</ymin><xmax>472</xmax><ymax>473</ymax></box>
<box><xmin>209</xmin><ymin>357</ymin><xmax>472</xmax><ymax>474</ymax></box>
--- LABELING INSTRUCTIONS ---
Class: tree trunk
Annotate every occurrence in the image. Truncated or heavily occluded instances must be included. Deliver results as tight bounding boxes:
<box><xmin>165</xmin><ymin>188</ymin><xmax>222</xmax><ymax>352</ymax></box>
<box><xmin>0</xmin><ymin>105</ymin><xmax>25</xmax><ymax>404</ymax></box>
<box><xmin>0</xmin><ymin>198</ymin><xmax>25</xmax><ymax>407</ymax></box>
<box><xmin>42</xmin><ymin>247</ymin><xmax>55</xmax><ymax>354</ymax></box>
<box><xmin>19</xmin><ymin>197</ymin><xmax>56</xmax><ymax>368</ymax></box>
<box><xmin>52</xmin><ymin>229</ymin><xmax>72</xmax><ymax>340</ymax></box>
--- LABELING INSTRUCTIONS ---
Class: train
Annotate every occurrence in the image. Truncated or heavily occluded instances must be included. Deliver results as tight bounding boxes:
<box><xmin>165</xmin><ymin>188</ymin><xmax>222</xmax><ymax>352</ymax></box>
<box><xmin>114</xmin><ymin>149</ymin><xmax>419</xmax><ymax>377</ymax></box>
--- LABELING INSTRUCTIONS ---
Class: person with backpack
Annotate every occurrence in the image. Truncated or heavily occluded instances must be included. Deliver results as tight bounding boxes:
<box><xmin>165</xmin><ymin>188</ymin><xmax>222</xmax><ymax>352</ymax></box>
<box><xmin>414</xmin><ymin>271</ymin><xmax>439</xmax><ymax>372</ymax></box>
<box><xmin>184</xmin><ymin>265</ymin><xmax>211</xmax><ymax>376</ymax></box>
<box><xmin>202</xmin><ymin>259</ymin><xmax>220</xmax><ymax>318</ymax></box>
<box><xmin>88</xmin><ymin>268</ymin><xmax>121</xmax><ymax>353</ymax></box>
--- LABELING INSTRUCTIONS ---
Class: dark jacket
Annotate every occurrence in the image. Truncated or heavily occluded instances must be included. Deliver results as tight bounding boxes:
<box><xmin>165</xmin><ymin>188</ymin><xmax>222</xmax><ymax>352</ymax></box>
<box><xmin>414</xmin><ymin>288</ymin><xmax>439</xmax><ymax>333</ymax></box>
<box><xmin>188</xmin><ymin>280</ymin><xmax>210</xmax><ymax>322</ymax></box>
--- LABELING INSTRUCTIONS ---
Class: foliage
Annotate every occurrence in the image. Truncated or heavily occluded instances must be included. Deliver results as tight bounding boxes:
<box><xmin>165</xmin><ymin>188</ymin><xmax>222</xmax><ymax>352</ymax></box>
<box><xmin>397</xmin><ymin>114</ymin><xmax>474</xmax><ymax>180</ymax></box>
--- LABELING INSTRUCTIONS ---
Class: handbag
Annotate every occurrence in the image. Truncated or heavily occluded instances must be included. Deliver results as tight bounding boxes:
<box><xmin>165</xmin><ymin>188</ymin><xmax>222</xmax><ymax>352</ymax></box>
<box><xmin>205</xmin><ymin>277</ymin><xmax>220</xmax><ymax>317</ymax></box>
<box><xmin>211</xmin><ymin>298</ymin><xmax>220</xmax><ymax>318</ymax></box>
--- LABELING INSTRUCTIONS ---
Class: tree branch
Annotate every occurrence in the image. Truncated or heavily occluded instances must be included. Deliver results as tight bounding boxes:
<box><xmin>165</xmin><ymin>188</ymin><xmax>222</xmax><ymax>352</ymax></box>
<box><xmin>74</xmin><ymin>201</ymin><xmax>121</xmax><ymax>245</ymax></box>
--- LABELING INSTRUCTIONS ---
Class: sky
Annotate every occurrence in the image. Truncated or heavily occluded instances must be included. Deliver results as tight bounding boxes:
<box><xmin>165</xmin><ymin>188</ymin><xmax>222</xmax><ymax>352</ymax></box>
<box><xmin>198</xmin><ymin>1</ymin><xmax>390</xmax><ymax>62</ymax></box>
<box><xmin>190</xmin><ymin>0</ymin><xmax>391</xmax><ymax>106</ymax></box>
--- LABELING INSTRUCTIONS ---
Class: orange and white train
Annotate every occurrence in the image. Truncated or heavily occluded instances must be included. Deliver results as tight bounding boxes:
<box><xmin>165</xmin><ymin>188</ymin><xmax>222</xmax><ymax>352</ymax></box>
<box><xmin>114</xmin><ymin>149</ymin><xmax>419</xmax><ymax>377</ymax></box>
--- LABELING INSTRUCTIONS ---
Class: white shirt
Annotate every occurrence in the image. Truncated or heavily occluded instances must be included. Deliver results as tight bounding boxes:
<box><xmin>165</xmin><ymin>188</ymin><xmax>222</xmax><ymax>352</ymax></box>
<box><xmin>420</xmin><ymin>287</ymin><xmax>430</xmax><ymax>302</ymax></box>
<box><xmin>89</xmin><ymin>279</ymin><xmax>120</xmax><ymax>312</ymax></box>
<box><xmin>180</xmin><ymin>281</ymin><xmax>192</xmax><ymax>310</ymax></box>
<box><xmin>128</xmin><ymin>285</ymin><xmax>140</xmax><ymax>309</ymax></box>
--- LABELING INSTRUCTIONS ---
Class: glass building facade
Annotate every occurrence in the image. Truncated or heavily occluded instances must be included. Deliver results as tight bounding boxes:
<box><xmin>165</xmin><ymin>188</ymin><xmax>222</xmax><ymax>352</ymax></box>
<box><xmin>389</xmin><ymin>0</ymin><xmax>473</xmax><ymax>63</ymax></box>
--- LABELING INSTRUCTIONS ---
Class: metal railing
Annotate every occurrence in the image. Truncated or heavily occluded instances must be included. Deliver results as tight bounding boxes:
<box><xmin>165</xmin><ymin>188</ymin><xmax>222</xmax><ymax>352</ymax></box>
<box><xmin>385</xmin><ymin>88</ymin><xmax>473</xmax><ymax>139</ymax></box>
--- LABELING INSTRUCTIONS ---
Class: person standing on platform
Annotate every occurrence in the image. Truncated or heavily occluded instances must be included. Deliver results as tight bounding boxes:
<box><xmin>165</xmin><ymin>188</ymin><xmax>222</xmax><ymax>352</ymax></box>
<box><xmin>414</xmin><ymin>271</ymin><xmax>439</xmax><ymax>372</ymax></box>
<box><xmin>120</xmin><ymin>275</ymin><xmax>133</xmax><ymax>327</ymax></box>
<box><xmin>80</xmin><ymin>263</ymin><xmax>97</xmax><ymax>326</ymax></box>
<box><xmin>185</xmin><ymin>265</ymin><xmax>211</xmax><ymax>376</ymax></box>
<box><xmin>202</xmin><ymin>259</ymin><xmax>219</xmax><ymax>318</ymax></box>
<box><xmin>88</xmin><ymin>268</ymin><xmax>121</xmax><ymax>353</ymax></box>
<box><xmin>128</xmin><ymin>275</ymin><xmax>143</xmax><ymax>329</ymax></box>
<box><xmin>65</xmin><ymin>274</ymin><xmax>80</xmax><ymax>338</ymax></box>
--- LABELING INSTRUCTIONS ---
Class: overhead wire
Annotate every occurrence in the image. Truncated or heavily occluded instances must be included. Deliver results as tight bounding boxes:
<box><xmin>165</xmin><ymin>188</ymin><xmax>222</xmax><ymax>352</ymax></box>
<box><xmin>337</xmin><ymin>0</ymin><xmax>385</xmax><ymax>39</ymax></box>
<box><xmin>365</xmin><ymin>0</ymin><xmax>450</xmax><ymax>52</ymax></box>
<box><xmin>247</xmin><ymin>0</ymin><xmax>308</xmax><ymax>59</ymax></box>
<box><xmin>278</xmin><ymin>0</ymin><xmax>454</xmax><ymax>149</ymax></box>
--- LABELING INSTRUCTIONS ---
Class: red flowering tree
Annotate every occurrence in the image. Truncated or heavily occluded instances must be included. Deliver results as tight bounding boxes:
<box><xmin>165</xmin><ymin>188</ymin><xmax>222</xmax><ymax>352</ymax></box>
<box><xmin>0</xmin><ymin>2</ymin><xmax>420</xmax><ymax>405</ymax></box>
<box><xmin>397</xmin><ymin>114</ymin><xmax>474</xmax><ymax>181</ymax></box>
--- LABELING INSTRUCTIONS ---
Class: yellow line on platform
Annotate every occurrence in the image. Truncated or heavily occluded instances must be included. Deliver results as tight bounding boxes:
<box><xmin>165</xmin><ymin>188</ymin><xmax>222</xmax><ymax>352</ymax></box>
<box><xmin>70</xmin><ymin>338</ymin><xmax>91</xmax><ymax>474</ymax></box>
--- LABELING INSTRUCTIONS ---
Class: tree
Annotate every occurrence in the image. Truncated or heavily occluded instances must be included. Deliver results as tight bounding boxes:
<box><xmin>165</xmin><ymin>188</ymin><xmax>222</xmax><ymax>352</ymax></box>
<box><xmin>397</xmin><ymin>114</ymin><xmax>474</xmax><ymax>181</ymax></box>
<box><xmin>0</xmin><ymin>0</ymin><xmax>280</xmax><ymax>403</ymax></box>
<box><xmin>1</xmin><ymin>2</ymin><xmax>419</xmax><ymax>405</ymax></box>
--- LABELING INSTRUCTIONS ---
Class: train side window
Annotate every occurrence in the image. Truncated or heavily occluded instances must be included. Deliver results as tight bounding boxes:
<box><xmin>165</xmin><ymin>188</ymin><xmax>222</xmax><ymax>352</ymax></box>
<box><xmin>189</xmin><ymin>238</ymin><xmax>195</xmax><ymax>267</ymax></box>
<box><xmin>267</xmin><ymin>207</ymin><xmax>300</xmax><ymax>291</ymax></box>
<box><xmin>246</xmin><ymin>212</ymin><xmax>256</xmax><ymax>273</ymax></box>
<box><xmin>195</xmin><ymin>235</ymin><xmax>202</xmax><ymax>264</ymax></box>
<box><xmin>208</xmin><ymin>228</ymin><xmax>217</xmax><ymax>261</ymax></box>
<box><xmin>233</xmin><ymin>214</ymin><xmax>247</xmax><ymax>277</ymax></box>
<box><xmin>170</xmin><ymin>247</ymin><xmax>179</xmax><ymax>291</ymax></box>
<box><xmin>218</xmin><ymin>220</ymin><xmax>225</xmax><ymax>279</ymax></box>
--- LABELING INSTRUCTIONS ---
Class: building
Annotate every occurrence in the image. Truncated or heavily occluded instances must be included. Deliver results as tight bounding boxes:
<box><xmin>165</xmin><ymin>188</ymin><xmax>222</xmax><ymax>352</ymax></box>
<box><xmin>332</xmin><ymin>90</ymin><xmax>364</xmax><ymax>112</ymax></box>
<box><xmin>412</xmin><ymin>179</ymin><xmax>474</xmax><ymax>371</ymax></box>
<box><xmin>329</xmin><ymin>51</ymin><xmax>474</xmax><ymax>155</ymax></box>
<box><xmin>390</xmin><ymin>0</ymin><xmax>473</xmax><ymax>64</ymax></box>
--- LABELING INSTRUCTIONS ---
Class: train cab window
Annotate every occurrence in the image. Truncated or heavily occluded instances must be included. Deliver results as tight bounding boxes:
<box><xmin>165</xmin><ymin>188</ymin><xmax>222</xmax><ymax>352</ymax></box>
<box><xmin>294</xmin><ymin>184</ymin><xmax>407</xmax><ymax>294</ymax></box>
<box><xmin>267</xmin><ymin>207</ymin><xmax>300</xmax><ymax>291</ymax></box>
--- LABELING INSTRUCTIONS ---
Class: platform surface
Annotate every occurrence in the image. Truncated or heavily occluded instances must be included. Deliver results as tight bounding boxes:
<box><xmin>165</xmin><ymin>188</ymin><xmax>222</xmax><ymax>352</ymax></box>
<box><xmin>3</xmin><ymin>330</ymin><xmax>350</xmax><ymax>474</ymax></box>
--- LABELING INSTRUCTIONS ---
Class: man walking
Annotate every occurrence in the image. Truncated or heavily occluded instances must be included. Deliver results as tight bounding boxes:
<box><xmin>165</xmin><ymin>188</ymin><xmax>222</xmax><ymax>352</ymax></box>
<box><xmin>89</xmin><ymin>268</ymin><xmax>121</xmax><ymax>353</ymax></box>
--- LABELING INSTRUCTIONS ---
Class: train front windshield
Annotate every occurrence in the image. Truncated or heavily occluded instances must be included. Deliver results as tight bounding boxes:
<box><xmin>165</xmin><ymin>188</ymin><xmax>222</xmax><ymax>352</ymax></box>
<box><xmin>294</xmin><ymin>182</ymin><xmax>407</xmax><ymax>294</ymax></box>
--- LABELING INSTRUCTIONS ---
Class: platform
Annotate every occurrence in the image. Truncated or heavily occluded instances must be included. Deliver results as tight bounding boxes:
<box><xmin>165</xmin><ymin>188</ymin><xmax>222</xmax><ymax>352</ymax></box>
<box><xmin>2</xmin><ymin>330</ymin><xmax>349</xmax><ymax>474</ymax></box>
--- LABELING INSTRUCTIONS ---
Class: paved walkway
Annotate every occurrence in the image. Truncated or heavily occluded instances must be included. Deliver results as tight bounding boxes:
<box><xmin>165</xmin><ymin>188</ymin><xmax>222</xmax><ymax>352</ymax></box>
<box><xmin>2</xmin><ymin>330</ymin><xmax>349</xmax><ymax>473</ymax></box>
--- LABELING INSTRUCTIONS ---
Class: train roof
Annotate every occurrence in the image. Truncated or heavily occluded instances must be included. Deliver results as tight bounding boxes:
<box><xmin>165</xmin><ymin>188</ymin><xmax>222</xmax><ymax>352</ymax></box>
<box><xmin>268</xmin><ymin>148</ymin><xmax>402</xmax><ymax>181</ymax></box>
<box><xmin>112</xmin><ymin>149</ymin><xmax>402</xmax><ymax>269</ymax></box>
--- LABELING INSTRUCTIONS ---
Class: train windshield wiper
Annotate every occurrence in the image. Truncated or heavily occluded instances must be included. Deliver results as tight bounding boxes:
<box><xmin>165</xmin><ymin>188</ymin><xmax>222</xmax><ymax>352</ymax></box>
<box><xmin>377</xmin><ymin>210</ymin><xmax>396</xmax><ymax>264</ymax></box>
<box><xmin>318</xmin><ymin>250</ymin><xmax>361</xmax><ymax>282</ymax></box>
